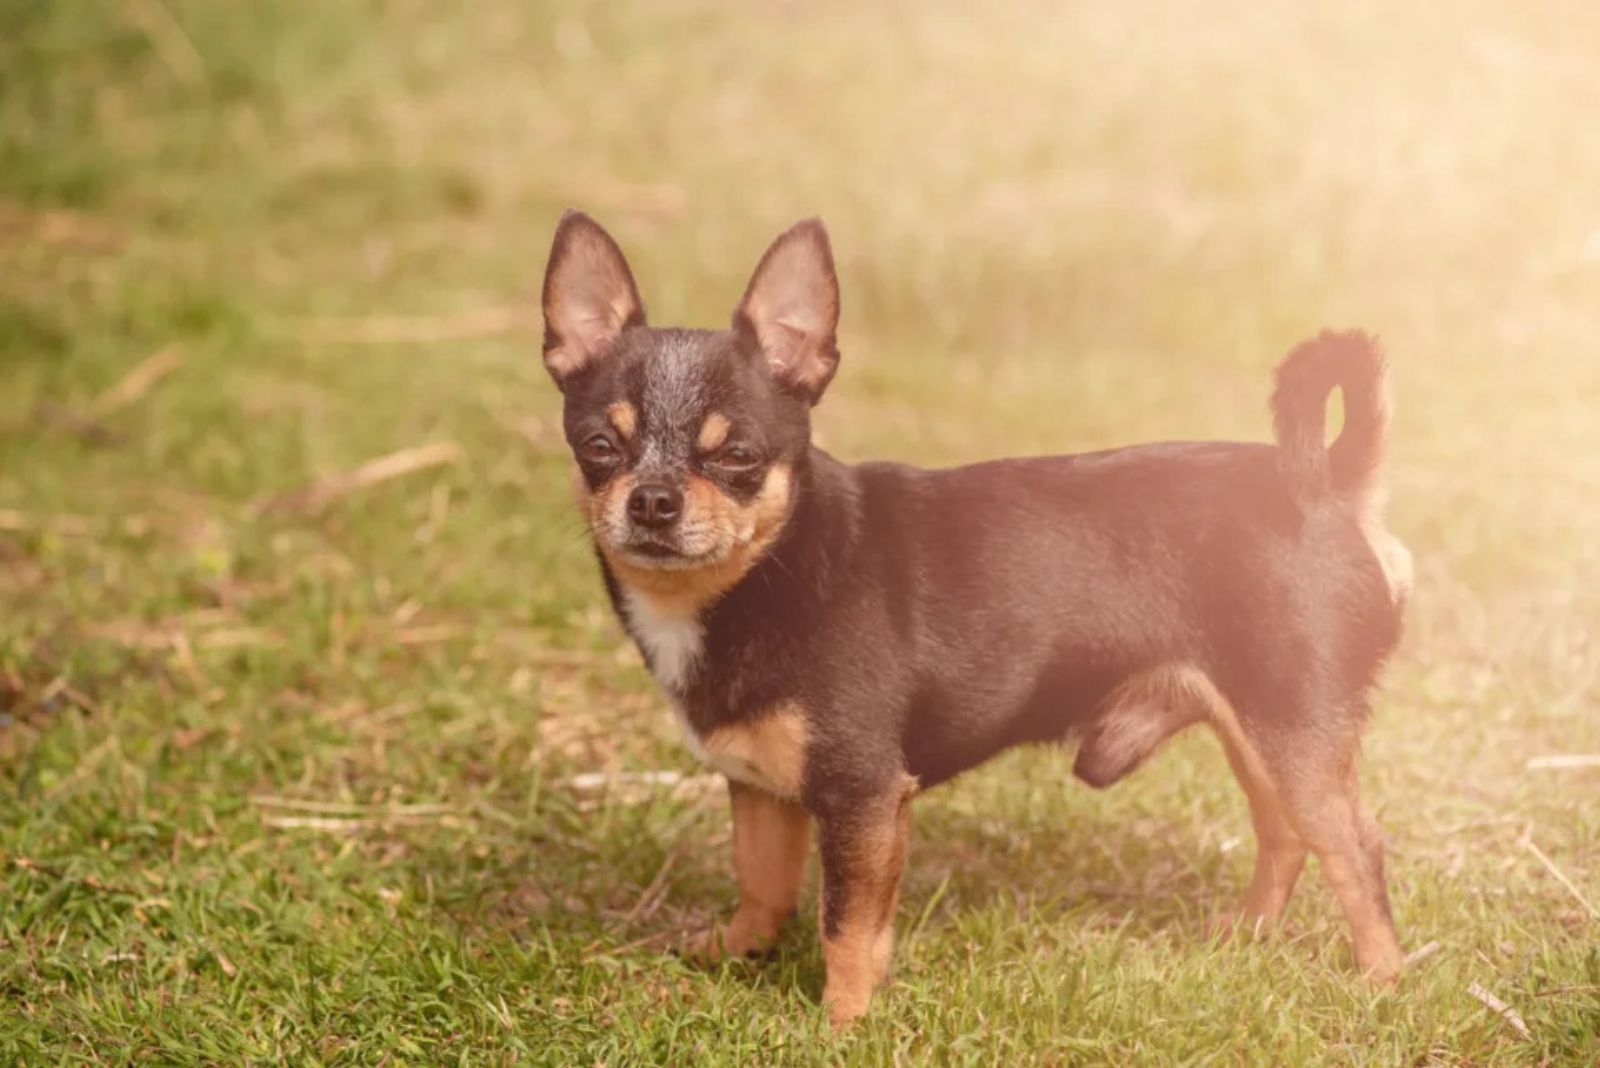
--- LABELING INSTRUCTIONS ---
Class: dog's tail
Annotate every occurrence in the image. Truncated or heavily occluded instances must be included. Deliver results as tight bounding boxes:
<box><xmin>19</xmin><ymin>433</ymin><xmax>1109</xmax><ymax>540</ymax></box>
<box><xmin>1270</xmin><ymin>330</ymin><xmax>1390</xmax><ymax>504</ymax></box>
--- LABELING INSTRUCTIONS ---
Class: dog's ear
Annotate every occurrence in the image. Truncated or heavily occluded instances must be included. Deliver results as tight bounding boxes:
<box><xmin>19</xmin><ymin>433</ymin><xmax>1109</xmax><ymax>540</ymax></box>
<box><xmin>541</xmin><ymin>210</ymin><xmax>646</xmax><ymax>390</ymax></box>
<box><xmin>733</xmin><ymin>218</ymin><xmax>840</xmax><ymax>404</ymax></box>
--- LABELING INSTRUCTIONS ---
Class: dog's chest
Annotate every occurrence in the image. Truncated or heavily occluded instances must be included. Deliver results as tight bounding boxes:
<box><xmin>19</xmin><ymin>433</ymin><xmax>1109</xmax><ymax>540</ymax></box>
<box><xmin>623</xmin><ymin>591</ymin><xmax>703</xmax><ymax>692</ymax></box>
<box><xmin>622</xmin><ymin>590</ymin><xmax>707</xmax><ymax>754</ymax></box>
<box><xmin>620</xmin><ymin>591</ymin><xmax>799</xmax><ymax>795</ymax></box>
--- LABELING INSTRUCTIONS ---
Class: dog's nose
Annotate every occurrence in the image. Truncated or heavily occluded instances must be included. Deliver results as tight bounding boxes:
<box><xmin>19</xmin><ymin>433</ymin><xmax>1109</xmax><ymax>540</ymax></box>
<box><xmin>627</xmin><ymin>483</ymin><xmax>682</xmax><ymax>528</ymax></box>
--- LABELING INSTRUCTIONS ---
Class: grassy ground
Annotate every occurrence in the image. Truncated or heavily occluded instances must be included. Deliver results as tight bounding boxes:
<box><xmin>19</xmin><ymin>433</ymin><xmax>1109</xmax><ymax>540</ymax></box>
<box><xmin>3</xmin><ymin>1</ymin><xmax>1598</xmax><ymax>1062</ymax></box>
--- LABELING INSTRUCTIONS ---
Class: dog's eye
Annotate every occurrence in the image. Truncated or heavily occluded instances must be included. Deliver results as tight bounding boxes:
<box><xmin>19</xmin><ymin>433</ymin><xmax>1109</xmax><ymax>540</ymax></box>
<box><xmin>713</xmin><ymin>442</ymin><xmax>760</xmax><ymax>469</ymax></box>
<box><xmin>580</xmin><ymin>434</ymin><xmax>620</xmax><ymax>464</ymax></box>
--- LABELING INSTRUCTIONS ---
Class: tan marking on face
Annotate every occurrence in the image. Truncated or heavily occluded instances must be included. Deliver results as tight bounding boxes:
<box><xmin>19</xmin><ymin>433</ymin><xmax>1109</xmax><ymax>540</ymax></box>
<box><xmin>607</xmin><ymin>401</ymin><xmax>637</xmax><ymax>441</ymax></box>
<box><xmin>571</xmin><ymin>461</ymin><xmax>635</xmax><ymax>530</ymax></box>
<box><xmin>697</xmin><ymin>781</ymin><xmax>810</xmax><ymax>961</ymax></box>
<box><xmin>701</xmin><ymin>702</ymin><xmax>809</xmax><ymax>800</ymax></box>
<box><xmin>696</xmin><ymin>411</ymin><xmax>731</xmax><ymax>452</ymax></box>
<box><xmin>599</xmin><ymin>462</ymin><xmax>793</xmax><ymax>618</ymax></box>
<box><xmin>820</xmin><ymin>774</ymin><xmax>916</xmax><ymax>1028</ymax></box>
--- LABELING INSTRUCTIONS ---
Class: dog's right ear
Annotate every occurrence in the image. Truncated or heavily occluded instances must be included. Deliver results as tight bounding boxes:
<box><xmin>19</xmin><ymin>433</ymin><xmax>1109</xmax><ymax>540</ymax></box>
<box><xmin>541</xmin><ymin>210</ymin><xmax>646</xmax><ymax>390</ymax></box>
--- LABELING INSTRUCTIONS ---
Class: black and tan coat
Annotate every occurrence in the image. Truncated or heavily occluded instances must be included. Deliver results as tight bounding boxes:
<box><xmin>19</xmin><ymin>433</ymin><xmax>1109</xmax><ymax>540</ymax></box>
<box><xmin>541</xmin><ymin>211</ymin><xmax>1411</xmax><ymax>1027</ymax></box>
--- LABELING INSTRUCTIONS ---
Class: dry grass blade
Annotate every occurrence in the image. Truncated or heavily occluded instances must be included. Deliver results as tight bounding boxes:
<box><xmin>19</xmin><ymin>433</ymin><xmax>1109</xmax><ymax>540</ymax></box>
<box><xmin>563</xmin><ymin>770</ymin><xmax>689</xmax><ymax>792</ymax></box>
<box><xmin>82</xmin><ymin>622</ymin><xmax>177</xmax><ymax>649</ymax></box>
<box><xmin>262</xmin><ymin>811</ymin><xmax>469</xmax><ymax>833</ymax></box>
<box><xmin>580</xmin><ymin>929</ymin><xmax>677</xmax><ymax>962</ymax></box>
<box><xmin>620</xmin><ymin>844</ymin><xmax>683</xmax><ymax>928</ymax></box>
<box><xmin>12</xmin><ymin>857</ymin><xmax>136</xmax><ymax>896</ymax></box>
<box><xmin>250</xmin><ymin>795</ymin><xmax>457</xmax><ymax>816</ymax></box>
<box><xmin>91</xmin><ymin>346</ymin><xmax>184</xmax><ymax>418</ymax></box>
<box><xmin>394</xmin><ymin>624</ymin><xmax>465</xmax><ymax>646</ymax></box>
<box><xmin>580</xmin><ymin>846</ymin><xmax>687</xmax><ymax>958</ymax></box>
<box><xmin>1524</xmin><ymin>754</ymin><xmax>1600</xmax><ymax>770</ymax></box>
<box><xmin>1533</xmin><ymin>984</ymin><xmax>1600</xmax><ymax>999</ymax></box>
<box><xmin>38</xmin><ymin>402</ymin><xmax>120</xmax><ymax>445</ymax></box>
<box><xmin>1465</xmin><ymin>982</ymin><xmax>1533</xmax><ymax>1039</ymax></box>
<box><xmin>123</xmin><ymin>0</ymin><xmax>206</xmax><ymax>84</ymax></box>
<box><xmin>253</xmin><ymin>441</ymin><xmax>461</xmax><ymax>515</ymax></box>
<box><xmin>170</xmin><ymin>631</ymin><xmax>206</xmax><ymax>690</ymax></box>
<box><xmin>1404</xmin><ymin>940</ymin><xmax>1443</xmax><ymax>966</ymax></box>
<box><xmin>81</xmin><ymin>620</ymin><xmax>280</xmax><ymax>651</ymax></box>
<box><xmin>0</xmin><ymin>199</ymin><xmax>123</xmax><ymax>250</ymax></box>
<box><xmin>301</xmin><ymin>306</ymin><xmax>529</xmax><ymax>345</ymax></box>
<box><xmin>0</xmin><ymin>510</ymin><xmax>92</xmax><ymax>536</ymax></box>
<box><xmin>197</xmin><ymin>627</ymin><xmax>281</xmax><ymax>650</ymax></box>
<box><xmin>261</xmin><ymin>816</ymin><xmax>378</xmax><ymax>832</ymax></box>
<box><xmin>1522</xmin><ymin>836</ymin><xmax>1598</xmax><ymax>918</ymax></box>
<box><xmin>560</xmin><ymin>770</ymin><xmax>724</xmax><ymax>809</ymax></box>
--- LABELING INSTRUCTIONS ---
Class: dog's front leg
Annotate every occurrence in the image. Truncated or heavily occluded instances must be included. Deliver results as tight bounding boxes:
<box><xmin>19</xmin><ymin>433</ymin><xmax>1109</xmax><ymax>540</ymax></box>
<box><xmin>700</xmin><ymin>781</ymin><xmax>810</xmax><ymax>961</ymax></box>
<box><xmin>815</xmin><ymin>774</ymin><xmax>916</xmax><ymax>1027</ymax></box>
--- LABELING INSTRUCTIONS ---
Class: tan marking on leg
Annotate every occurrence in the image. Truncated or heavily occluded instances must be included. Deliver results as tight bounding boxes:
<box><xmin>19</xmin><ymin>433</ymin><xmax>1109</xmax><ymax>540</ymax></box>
<box><xmin>820</xmin><ymin>775</ymin><xmax>916</xmax><ymax>1027</ymax></box>
<box><xmin>1210</xmin><ymin>696</ymin><xmax>1402</xmax><ymax>979</ymax></box>
<box><xmin>607</xmin><ymin>401</ymin><xmax>637</xmax><ymax>440</ymax></box>
<box><xmin>1208</xmin><ymin>705</ymin><xmax>1308</xmax><ymax>932</ymax></box>
<box><xmin>702</xmin><ymin>703</ymin><xmax>809</xmax><ymax>801</ymax></box>
<box><xmin>700</xmin><ymin>781</ymin><xmax>810</xmax><ymax>960</ymax></box>
<box><xmin>696</xmin><ymin>411</ymin><xmax>731</xmax><ymax>452</ymax></box>
<box><xmin>1292</xmin><ymin>779</ymin><xmax>1404</xmax><ymax>982</ymax></box>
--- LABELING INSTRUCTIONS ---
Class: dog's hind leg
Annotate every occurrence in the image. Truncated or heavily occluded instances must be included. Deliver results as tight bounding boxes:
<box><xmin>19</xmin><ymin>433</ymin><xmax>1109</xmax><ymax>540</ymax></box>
<box><xmin>1212</xmin><ymin>723</ymin><xmax>1308</xmax><ymax>932</ymax></box>
<box><xmin>1212</xmin><ymin>698</ymin><xmax>1402</xmax><ymax>981</ymax></box>
<box><xmin>1285</xmin><ymin>756</ymin><xmax>1401</xmax><ymax>981</ymax></box>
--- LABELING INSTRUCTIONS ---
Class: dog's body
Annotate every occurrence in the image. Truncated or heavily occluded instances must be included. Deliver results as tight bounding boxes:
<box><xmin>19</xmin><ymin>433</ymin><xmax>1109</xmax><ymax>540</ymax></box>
<box><xmin>541</xmin><ymin>212</ymin><xmax>1411</xmax><ymax>1025</ymax></box>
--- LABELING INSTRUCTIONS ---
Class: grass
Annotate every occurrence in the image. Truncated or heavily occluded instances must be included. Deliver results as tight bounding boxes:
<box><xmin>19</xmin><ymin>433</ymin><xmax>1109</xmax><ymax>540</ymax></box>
<box><xmin>2</xmin><ymin>0</ymin><xmax>1598</xmax><ymax>1062</ymax></box>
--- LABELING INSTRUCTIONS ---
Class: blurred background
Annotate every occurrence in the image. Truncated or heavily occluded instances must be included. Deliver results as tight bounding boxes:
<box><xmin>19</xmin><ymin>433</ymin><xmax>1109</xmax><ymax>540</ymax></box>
<box><xmin>2</xmin><ymin>1</ymin><xmax>1597</xmax><ymax>1060</ymax></box>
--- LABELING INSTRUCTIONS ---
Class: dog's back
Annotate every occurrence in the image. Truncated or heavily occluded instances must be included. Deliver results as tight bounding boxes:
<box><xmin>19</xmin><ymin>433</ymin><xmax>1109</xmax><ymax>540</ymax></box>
<box><xmin>541</xmin><ymin>211</ymin><xmax>1413</xmax><ymax>1022</ymax></box>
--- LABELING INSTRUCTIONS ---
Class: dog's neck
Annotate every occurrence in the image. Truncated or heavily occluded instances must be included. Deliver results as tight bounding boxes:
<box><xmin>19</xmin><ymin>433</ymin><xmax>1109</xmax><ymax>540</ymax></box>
<box><xmin>604</xmin><ymin>446</ymin><xmax>859</xmax><ymax>721</ymax></box>
<box><xmin>737</xmin><ymin>446</ymin><xmax>858</xmax><ymax>605</ymax></box>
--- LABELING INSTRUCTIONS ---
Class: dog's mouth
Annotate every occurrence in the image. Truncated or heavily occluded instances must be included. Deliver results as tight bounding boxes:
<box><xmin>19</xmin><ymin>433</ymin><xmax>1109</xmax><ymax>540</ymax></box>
<box><xmin>612</xmin><ymin>534</ymin><xmax>721</xmax><ymax>570</ymax></box>
<box><xmin>627</xmin><ymin>538</ymin><xmax>684</xmax><ymax>560</ymax></box>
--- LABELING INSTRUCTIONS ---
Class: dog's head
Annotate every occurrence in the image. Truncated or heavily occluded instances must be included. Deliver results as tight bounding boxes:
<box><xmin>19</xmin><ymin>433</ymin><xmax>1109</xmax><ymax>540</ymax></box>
<box><xmin>540</xmin><ymin>211</ymin><xmax>839</xmax><ymax>595</ymax></box>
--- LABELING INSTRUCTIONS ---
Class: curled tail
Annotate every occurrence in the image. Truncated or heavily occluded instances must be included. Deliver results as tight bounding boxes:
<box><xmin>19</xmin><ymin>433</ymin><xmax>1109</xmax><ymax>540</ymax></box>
<box><xmin>1271</xmin><ymin>330</ymin><xmax>1390</xmax><ymax>504</ymax></box>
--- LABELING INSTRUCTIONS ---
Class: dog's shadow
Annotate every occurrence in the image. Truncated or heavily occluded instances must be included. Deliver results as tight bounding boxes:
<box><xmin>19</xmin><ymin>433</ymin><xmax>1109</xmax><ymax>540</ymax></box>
<box><xmin>403</xmin><ymin>737</ymin><xmax>1259</xmax><ymax>1013</ymax></box>
<box><xmin>874</xmin><ymin>799</ymin><xmax>1234</xmax><ymax>942</ymax></box>
<box><xmin>466</xmin><ymin>776</ymin><xmax>1246</xmax><ymax>1004</ymax></box>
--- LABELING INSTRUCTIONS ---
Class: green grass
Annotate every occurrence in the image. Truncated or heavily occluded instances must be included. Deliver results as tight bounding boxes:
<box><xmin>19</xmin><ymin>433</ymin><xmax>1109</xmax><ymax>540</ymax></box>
<box><xmin>3</xmin><ymin>0</ymin><xmax>1599</xmax><ymax>1062</ymax></box>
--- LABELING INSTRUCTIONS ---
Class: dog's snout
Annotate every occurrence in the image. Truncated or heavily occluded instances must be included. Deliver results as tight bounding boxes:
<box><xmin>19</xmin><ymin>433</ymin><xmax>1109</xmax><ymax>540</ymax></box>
<box><xmin>627</xmin><ymin>483</ymin><xmax>682</xmax><ymax>528</ymax></box>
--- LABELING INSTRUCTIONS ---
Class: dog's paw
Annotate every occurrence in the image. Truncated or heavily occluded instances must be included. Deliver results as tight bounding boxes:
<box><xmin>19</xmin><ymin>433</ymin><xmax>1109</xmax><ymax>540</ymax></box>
<box><xmin>682</xmin><ymin>921</ymin><xmax>777</xmax><ymax>967</ymax></box>
<box><xmin>822</xmin><ymin>987</ymin><xmax>871</xmax><ymax>1030</ymax></box>
<box><xmin>1357</xmin><ymin>946</ymin><xmax>1405</xmax><ymax>986</ymax></box>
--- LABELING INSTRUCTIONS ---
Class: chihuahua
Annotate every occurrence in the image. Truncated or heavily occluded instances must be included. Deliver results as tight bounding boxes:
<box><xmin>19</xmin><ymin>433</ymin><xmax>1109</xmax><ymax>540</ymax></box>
<box><xmin>540</xmin><ymin>211</ymin><xmax>1412</xmax><ymax>1025</ymax></box>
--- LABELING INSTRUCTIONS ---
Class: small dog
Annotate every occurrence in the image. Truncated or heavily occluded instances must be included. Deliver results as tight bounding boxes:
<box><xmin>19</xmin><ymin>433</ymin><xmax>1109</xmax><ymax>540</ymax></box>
<box><xmin>540</xmin><ymin>211</ymin><xmax>1412</xmax><ymax>1025</ymax></box>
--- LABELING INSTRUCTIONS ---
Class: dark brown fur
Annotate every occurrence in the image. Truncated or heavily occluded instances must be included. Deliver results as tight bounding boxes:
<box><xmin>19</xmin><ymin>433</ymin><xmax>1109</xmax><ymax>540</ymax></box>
<box><xmin>540</xmin><ymin>210</ymin><xmax>1412</xmax><ymax>1026</ymax></box>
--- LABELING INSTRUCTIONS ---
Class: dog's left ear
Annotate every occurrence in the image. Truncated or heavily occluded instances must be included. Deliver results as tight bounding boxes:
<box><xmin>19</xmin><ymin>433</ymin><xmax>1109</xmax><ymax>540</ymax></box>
<box><xmin>541</xmin><ymin>210</ymin><xmax>646</xmax><ymax>390</ymax></box>
<box><xmin>733</xmin><ymin>218</ymin><xmax>840</xmax><ymax>404</ymax></box>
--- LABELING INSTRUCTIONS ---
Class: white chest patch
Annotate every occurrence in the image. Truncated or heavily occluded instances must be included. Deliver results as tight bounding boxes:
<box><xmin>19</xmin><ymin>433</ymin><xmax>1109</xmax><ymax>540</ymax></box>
<box><xmin>623</xmin><ymin>588</ymin><xmax>704</xmax><ymax>697</ymax></box>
